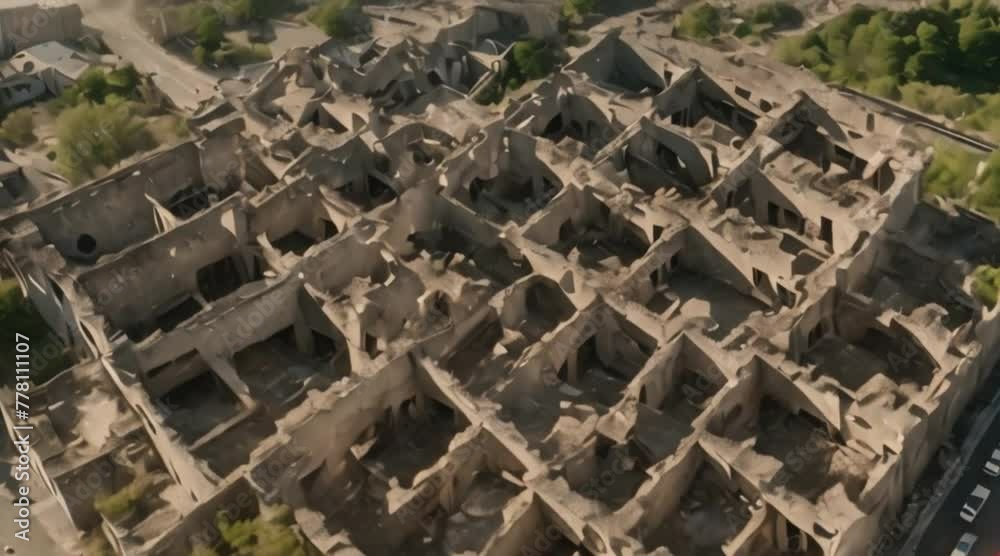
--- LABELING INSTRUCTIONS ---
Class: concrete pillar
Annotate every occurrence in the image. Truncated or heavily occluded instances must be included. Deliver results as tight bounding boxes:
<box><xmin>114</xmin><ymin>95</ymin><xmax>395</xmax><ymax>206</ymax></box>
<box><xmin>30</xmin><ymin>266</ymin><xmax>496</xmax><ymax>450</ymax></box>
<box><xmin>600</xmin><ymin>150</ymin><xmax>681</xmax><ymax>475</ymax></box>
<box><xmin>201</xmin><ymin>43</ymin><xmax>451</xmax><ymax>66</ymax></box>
<box><xmin>293</xmin><ymin>311</ymin><xmax>316</xmax><ymax>356</ymax></box>
<box><xmin>414</xmin><ymin>392</ymin><xmax>425</xmax><ymax>418</ymax></box>
<box><xmin>204</xmin><ymin>355</ymin><xmax>254</xmax><ymax>407</ymax></box>
<box><xmin>532</xmin><ymin>174</ymin><xmax>545</xmax><ymax>199</ymax></box>
<box><xmin>441</xmin><ymin>476</ymin><xmax>455</xmax><ymax>513</ymax></box>
<box><xmin>776</xmin><ymin>514</ymin><xmax>789</xmax><ymax>552</ymax></box>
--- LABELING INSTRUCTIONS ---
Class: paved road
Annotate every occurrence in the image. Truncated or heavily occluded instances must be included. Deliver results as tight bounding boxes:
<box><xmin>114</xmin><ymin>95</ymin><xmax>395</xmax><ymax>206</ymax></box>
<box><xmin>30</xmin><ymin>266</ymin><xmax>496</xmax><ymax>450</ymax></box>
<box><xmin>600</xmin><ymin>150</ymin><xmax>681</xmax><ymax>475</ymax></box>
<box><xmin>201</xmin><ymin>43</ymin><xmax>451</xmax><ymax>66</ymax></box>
<box><xmin>917</xmin><ymin>404</ymin><xmax>1000</xmax><ymax>556</ymax></box>
<box><xmin>78</xmin><ymin>0</ymin><xmax>217</xmax><ymax>111</ymax></box>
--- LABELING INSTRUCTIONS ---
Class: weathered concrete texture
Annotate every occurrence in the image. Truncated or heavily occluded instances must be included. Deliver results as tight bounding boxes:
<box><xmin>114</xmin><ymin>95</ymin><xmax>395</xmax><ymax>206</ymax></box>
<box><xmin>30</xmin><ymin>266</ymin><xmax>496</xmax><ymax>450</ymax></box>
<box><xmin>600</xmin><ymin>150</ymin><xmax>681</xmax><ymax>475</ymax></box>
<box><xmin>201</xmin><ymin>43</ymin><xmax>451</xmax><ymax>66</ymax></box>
<box><xmin>1</xmin><ymin>1</ymin><xmax>999</xmax><ymax>555</ymax></box>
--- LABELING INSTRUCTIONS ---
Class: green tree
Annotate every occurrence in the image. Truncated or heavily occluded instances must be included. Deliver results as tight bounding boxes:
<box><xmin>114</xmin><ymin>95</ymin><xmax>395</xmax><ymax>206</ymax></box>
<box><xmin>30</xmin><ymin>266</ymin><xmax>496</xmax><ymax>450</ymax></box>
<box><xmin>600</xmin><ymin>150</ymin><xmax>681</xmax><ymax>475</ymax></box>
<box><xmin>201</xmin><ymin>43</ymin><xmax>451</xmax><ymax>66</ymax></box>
<box><xmin>55</xmin><ymin>102</ymin><xmax>156</xmax><ymax>183</ymax></box>
<box><xmin>77</xmin><ymin>68</ymin><xmax>110</xmax><ymax>104</ymax></box>
<box><xmin>839</xmin><ymin>12</ymin><xmax>908</xmax><ymax>85</ymax></box>
<box><xmin>311</xmin><ymin>0</ymin><xmax>361</xmax><ymax>38</ymax></box>
<box><xmin>972</xmin><ymin>265</ymin><xmax>1000</xmax><ymax>308</ymax></box>
<box><xmin>676</xmin><ymin>3</ymin><xmax>722</xmax><ymax>39</ymax></box>
<box><xmin>970</xmin><ymin>149</ymin><xmax>1000</xmax><ymax>216</ymax></box>
<box><xmin>771</xmin><ymin>2</ymin><xmax>1000</xmax><ymax>141</ymax></box>
<box><xmin>922</xmin><ymin>143</ymin><xmax>981</xmax><ymax>199</ymax></box>
<box><xmin>0</xmin><ymin>108</ymin><xmax>36</xmax><ymax>147</ymax></box>
<box><xmin>749</xmin><ymin>2</ymin><xmax>803</xmax><ymax>29</ymax></box>
<box><xmin>511</xmin><ymin>39</ymin><xmax>554</xmax><ymax>81</ymax></box>
<box><xmin>196</xmin><ymin>7</ymin><xmax>224</xmax><ymax>51</ymax></box>
<box><xmin>562</xmin><ymin>0</ymin><xmax>595</xmax><ymax>21</ymax></box>
<box><xmin>106</xmin><ymin>65</ymin><xmax>140</xmax><ymax>94</ymax></box>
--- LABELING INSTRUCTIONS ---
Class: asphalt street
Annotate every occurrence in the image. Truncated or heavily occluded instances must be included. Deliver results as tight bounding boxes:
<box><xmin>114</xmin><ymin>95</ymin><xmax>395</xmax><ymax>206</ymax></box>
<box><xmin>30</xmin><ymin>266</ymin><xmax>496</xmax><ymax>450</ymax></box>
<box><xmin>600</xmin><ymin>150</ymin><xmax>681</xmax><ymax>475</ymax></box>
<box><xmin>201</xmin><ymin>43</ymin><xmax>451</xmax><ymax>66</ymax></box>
<box><xmin>78</xmin><ymin>0</ymin><xmax>217</xmax><ymax>111</ymax></box>
<box><xmin>917</xmin><ymin>400</ymin><xmax>1000</xmax><ymax>556</ymax></box>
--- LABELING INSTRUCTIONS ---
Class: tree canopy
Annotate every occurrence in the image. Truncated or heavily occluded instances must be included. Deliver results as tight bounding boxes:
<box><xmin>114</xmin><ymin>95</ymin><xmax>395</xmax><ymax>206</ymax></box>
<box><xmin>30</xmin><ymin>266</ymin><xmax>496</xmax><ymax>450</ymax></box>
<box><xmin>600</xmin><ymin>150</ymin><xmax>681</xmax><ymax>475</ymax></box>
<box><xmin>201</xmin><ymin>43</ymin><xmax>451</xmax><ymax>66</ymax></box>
<box><xmin>972</xmin><ymin>265</ymin><xmax>1000</xmax><ymax>308</ymax></box>
<box><xmin>561</xmin><ymin>0</ymin><xmax>595</xmax><ymax>21</ymax></box>
<box><xmin>54</xmin><ymin>99</ymin><xmax>156</xmax><ymax>183</ymax></box>
<box><xmin>676</xmin><ymin>3</ymin><xmax>723</xmax><ymax>40</ymax></box>
<box><xmin>311</xmin><ymin>0</ymin><xmax>362</xmax><ymax>38</ymax></box>
<box><xmin>774</xmin><ymin>0</ymin><xmax>1000</xmax><ymax>129</ymax></box>
<box><xmin>214</xmin><ymin>505</ymin><xmax>317</xmax><ymax>556</ymax></box>
<box><xmin>195</xmin><ymin>6</ymin><xmax>225</xmax><ymax>51</ymax></box>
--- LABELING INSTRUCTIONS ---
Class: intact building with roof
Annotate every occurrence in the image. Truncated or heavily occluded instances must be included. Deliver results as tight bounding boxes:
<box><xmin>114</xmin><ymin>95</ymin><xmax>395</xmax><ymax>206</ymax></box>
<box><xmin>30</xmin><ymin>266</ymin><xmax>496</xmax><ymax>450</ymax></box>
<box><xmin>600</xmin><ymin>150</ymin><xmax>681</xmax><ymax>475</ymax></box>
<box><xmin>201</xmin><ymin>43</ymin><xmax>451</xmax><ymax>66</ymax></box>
<box><xmin>2</xmin><ymin>2</ymin><xmax>999</xmax><ymax>556</ymax></box>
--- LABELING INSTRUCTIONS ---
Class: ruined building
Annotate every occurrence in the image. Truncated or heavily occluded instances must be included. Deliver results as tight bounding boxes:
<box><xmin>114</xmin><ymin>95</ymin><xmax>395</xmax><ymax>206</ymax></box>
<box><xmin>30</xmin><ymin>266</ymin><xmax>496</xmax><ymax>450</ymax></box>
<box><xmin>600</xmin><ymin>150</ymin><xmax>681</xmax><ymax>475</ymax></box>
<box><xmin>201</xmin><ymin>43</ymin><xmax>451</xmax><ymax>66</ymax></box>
<box><xmin>2</xmin><ymin>3</ymin><xmax>999</xmax><ymax>556</ymax></box>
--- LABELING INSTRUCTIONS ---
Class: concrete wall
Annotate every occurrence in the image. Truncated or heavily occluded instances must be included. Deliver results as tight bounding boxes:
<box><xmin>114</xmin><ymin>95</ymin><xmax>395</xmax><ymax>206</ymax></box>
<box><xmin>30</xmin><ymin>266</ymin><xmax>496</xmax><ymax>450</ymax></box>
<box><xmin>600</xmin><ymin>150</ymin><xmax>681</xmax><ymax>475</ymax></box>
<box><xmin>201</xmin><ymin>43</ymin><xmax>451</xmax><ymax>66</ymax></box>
<box><xmin>28</xmin><ymin>143</ymin><xmax>202</xmax><ymax>260</ymax></box>
<box><xmin>78</xmin><ymin>199</ymin><xmax>247</xmax><ymax>332</ymax></box>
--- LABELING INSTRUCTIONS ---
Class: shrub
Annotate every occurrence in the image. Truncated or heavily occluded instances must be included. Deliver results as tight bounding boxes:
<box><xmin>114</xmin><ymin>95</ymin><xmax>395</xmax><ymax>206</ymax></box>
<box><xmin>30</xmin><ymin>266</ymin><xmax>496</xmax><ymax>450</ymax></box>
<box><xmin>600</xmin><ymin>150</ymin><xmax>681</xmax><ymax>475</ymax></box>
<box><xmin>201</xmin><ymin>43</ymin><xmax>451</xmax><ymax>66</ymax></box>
<box><xmin>77</xmin><ymin>68</ymin><xmax>110</xmax><ymax>104</ymax></box>
<box><xmin>0</xmin><ymin>108</ymin><xmax>36</xmax><ymax>147</ymax></box>
<box><xmin>55</xmin><ymin>101</ymin><xmax>156</xmax><ymax>183</ymax></box>
<box><xmin>215</xmin><ymin>504</ymin><xmax>316</xmax><ymax>556</ymax></box>
<box><xmin>94</xmin><ymin>475</ymin><xmax>152</xmax><ymax>521</ymax></box>
<box><xmin>748</xmin><ymin>1</ymin><xmax>803</xmax><ymax>29</ymax></box>
<box><xmin>561</xmin><ymin>0</ymin><xmax>595</xmax><ymax>21</ymax></box>
<box><xmin>82</xmin><ymin>530</ymin><xmax>114</xmax><ymax>556</ymax></box>
<box><xmin>865</xmin><ymin>75</ymin><xmax>901</xmax><ymax>99</ymax></box>
<box><xmin>511</xmin><ymin>39</ymin><xmax>555</xmax><ymax>81</ymax></box>
<box><xmin>676</xmin><ymin>3</ymin><xmax>722</xmax><ymax>40</ymax></box>
<box><xmin>734</xmin><ymin>21</ymin><xmax>753</xmax><ymax>38</ymax></box>
<box><xmin>959</xmin><ymin>93</ymin><xmax>1000</xmax><ymax>138</ymax></box>
<box><xmin>214</xmin><ymin>42</ymin><xmax>273</xmax><ymax>66</ymax></box>
<box><xmin>970</xmin><ymin>149</ymin><xmax>1000</xmax><ymax>217</ymax></box>
<box><xmin>899</xmin><ymin>82</ymin><xmax>980</xmax><ymax>119</ymax></box>
<box><xmin>923</xmin><ymin>143</ymin><xmax>981</xmax><ymax>200</ymax></box>
<box><xmin>63</xmin><ymin>65</ymin><xmax>142</xmax><ymax>106</ymax></box>
<box><xmin>972</xmin><ymin>265</ymin><xmax>1000</xmax><ymax>308</ymax></box>
<box><xmin>311</xmin><ymin>0</ymin><xmax>361</xmax><ymax>38</ymax></box>
<box><xmin>196</xmin><ymin>6</ymin><xmax>224</xmax><ymax>51</ymax></box>
<box><xmin>105</xmin><ymin>65</ymin><xmax>140</xmax><ymax>93</ymax></box>
<box><xmin>189</xmin><ymin>546</ymin><xmax>220</xmax><ymax>556</ymax></box>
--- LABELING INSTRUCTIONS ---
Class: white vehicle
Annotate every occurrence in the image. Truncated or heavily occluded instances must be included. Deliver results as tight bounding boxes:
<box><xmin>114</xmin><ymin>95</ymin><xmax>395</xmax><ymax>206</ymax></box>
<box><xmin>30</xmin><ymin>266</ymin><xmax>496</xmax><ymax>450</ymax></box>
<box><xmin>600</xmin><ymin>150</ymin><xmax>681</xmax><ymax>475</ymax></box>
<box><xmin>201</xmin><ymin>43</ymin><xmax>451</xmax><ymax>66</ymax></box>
<box><xmin>950</xmin><ymin>532</ymin><xmax>978</xmax><ymax>556</ymax></box>
<box><xmin>985</xmin><ymin>448</ymin><xmax>1000</xmax><ymax>477</ymax></box>
<box><xmin>959</xmin><ymin>484</ymin><xmax>990</xmax><ymax>522</ymax></box>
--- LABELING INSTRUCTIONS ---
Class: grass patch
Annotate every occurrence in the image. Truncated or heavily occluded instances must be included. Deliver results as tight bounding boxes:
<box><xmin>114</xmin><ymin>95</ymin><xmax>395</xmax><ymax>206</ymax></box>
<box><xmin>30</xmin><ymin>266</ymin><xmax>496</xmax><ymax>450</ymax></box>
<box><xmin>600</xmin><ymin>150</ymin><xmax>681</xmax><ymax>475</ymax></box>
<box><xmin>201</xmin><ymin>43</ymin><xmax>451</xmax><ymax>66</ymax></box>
<box><xmin>82</xmin><ymin>530</ymin><xmax>114</xmax><ymax>556</ymax></box>
<box><xmin>94</xmin><ymin>474</ymin><xmax>153</xmax><ymax>522</ymax></box>
<box><xmin>972</xmin><ymin>265</ymin><xmax>1000</xmax><ymax>308</ymax></box>
<box><xmin>211</xmin><ymin>504</ymin><xmax>318</xmax><ymax>556</ymax></box>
